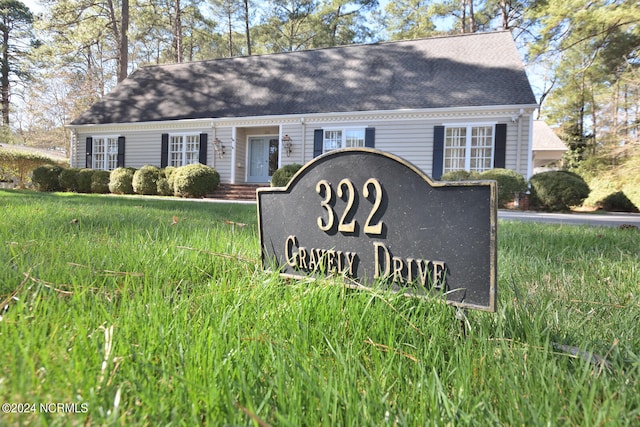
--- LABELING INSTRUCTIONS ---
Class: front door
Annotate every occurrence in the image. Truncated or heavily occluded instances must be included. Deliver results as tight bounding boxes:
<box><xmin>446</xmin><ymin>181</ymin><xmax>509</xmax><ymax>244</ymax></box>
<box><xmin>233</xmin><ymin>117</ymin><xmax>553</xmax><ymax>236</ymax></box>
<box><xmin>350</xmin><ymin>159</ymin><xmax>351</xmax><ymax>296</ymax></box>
<box><xmin>248</xmin><ymin>136</ymin><xmax>279</xmax><ymax>183</ymax></box>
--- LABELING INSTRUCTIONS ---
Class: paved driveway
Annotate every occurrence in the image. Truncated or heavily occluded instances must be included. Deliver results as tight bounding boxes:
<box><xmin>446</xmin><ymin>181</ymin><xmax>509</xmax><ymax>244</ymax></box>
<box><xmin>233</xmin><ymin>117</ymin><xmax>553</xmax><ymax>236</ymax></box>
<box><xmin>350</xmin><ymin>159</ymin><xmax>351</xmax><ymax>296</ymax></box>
<box><xmin>498</xmin><ymin>210</ymin><xmax>640</xmax><ymax>228</ymax></box>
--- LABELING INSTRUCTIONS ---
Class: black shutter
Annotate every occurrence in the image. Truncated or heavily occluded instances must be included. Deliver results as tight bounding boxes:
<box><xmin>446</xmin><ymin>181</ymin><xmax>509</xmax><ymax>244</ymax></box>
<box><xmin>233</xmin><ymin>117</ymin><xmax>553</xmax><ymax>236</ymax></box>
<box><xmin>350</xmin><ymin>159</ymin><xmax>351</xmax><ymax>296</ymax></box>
<box><xmin>432</xmin><ymin>126</ymin><xmax>445</xmax><ymax>180</ymax></box>
<box><xmin>199</xmin><ymin>133</ymin><xmax>208</xmax><ymax>165</ymax></box>
<box><xmin>117</xmin><ymin>136</ymin><xmax>125</xmax><ymax>168</ymax></box>
<box><xmin>365</xmin><ymin>127</ymin><xmax>375</xmax><ymax>148</ymax></box>
<box><xmin>85</xmin><ymin>137</ymin><xmax>93</xmax><ymax>168</ymax></box>
<box><xmin>161</xmin><ymin>133</ymin><xmax>169</xmax><ymax>168</ymax></box>
<box><xmin>313</xmin><ymin>129</ymin><xmax>323</xmax><ymax>158</ymax></box>
<box><xmin>494</xmin><ymin>123</ymin><xmax>507</xmax><ymax>169</ymax></box>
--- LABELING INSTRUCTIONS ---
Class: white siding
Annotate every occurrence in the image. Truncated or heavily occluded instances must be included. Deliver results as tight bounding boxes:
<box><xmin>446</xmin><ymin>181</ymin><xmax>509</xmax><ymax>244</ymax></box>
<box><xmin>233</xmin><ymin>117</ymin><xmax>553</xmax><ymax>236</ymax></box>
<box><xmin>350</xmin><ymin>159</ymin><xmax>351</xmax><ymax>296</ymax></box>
<box><xmin>70</xmin><ymin>107</ymin><xmax>536</xmax><ymax>184</ymax></box>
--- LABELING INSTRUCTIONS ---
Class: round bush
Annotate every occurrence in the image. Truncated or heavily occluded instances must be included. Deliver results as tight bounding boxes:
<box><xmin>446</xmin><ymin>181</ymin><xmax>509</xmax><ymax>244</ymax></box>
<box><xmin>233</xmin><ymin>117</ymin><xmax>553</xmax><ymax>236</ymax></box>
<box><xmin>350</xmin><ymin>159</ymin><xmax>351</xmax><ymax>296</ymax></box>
<box><xmin>91</xmin><ymin>170</ymin><xmax>111</xmax><ymax>194</ymax></box>
<box><xmin>440</xmin><ymin>170</ymin><xmax>481</xmax><ymax>181</ymax></box>
<box><xmin>157</xmin><ymin>177</ymin><xmax>173</xmax><ymax>196</ymax></box>
<box><xmin>59</xmin><ymin>167</ymin><xmax>81</xmax><ymax>192</ymax></box>
<box><xmin>173</xmin><ymin>164</ymin><xmax>220</xmax><ymax>198</ymax></box>
<box><xmin>529</xmin><ymin>170</ymin><xmax>590</xmax><ymax>211</ymax></box>
<box><xmin>271</xmin><ymin>164</ymin><xmax>302</xmax><ymax>187</ymax></box>
<box><xmin>597</xmin><ymin>191</ymin><xmax>639</xmax><ymax>213</ymax></box>
<box><xmin>31</xmin><ymin>165</ymin><xmax>63</xmax><ymax>192</ymax></box>
<box><xmin>77</xmin><ymin>169</ymin><xmax>94</xmax><ymax>193</ymax></box>
<box><xmin>109</xmin><ymin>167</ymin><xmax>136</xmax><ymax>194</ymax></box>
<box><xmin>133</xmin><ymin>165</ymin><xmax>160</xmax><ymax>195</ymax></box>
<box><xmin>480</xmin><ymin>168</ymin><xmax>528</xmax><ymax>208</ymax></box>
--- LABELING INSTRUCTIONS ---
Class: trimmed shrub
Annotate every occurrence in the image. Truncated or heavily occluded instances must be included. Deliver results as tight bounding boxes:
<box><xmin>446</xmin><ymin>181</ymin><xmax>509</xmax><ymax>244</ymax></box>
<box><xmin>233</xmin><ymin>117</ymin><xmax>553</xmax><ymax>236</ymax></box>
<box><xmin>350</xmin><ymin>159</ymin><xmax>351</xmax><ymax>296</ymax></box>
<box><xmin>0</xmin><ymin>148</ymin><xmax>59</xmax><ymax>188</ymax></box>
<box><xmin>164</xmin><ymin>167</ymin><xmax>178</xmax><ymax>194</ymax></box>
<box><xmin>31</xmin><ymin>165</ymin><xmax>63</xmax><ymax>192</ymax></box>
<box><xmin>91</xmin><ymin>170</ymin><xmax>111</xmax><ymax>194</ymax></box>
<box><xmin>109</xmin><ymin>167</ymin><xmax>136</xmax><ymax>194</ymax></box>
<box><xmin>77</xmin><ymin>169</ymin><xmax>94</xmax><ymax>193</ymax></box>
<box><xmin>157</xmin><ymin>177</ymin><xmax>173</xmax><ymax>196</ymax></box>
<box><xmin>271</xmin><ymin>164</ymin><xmax>302</xmax><ymax>187</ymax></box>
<box><xmin>59</xmin><ymin>168</ymin><xmax>81</xmax><ymax>192</ymax></box>
<box><xmin>480</xmin><ymin>168</ymin><xmax>528</xmax><ymax>208</ymax></box>
<box><xmin>529</xmin><ymin>170</ymin><xmax>590</xmax><ymax>211</ymax></box>
<box><xmin>133</xmin><ymin>165</ymin><xmax>160</xmax><ymax>195</ymax></box>
<box><xmin>173</xmin><ymin>164</ymin><xmax>220</xmax><ymax>198</ymax></box>
<box><xmin>440</xmin><ymin>170</ymin><xmax>481</xmax><ymax>181</ymax></box>
<box><xmin>597</xmin><ymin>191</ymin><xmax>639</xmax><ymax>213</ymax></box>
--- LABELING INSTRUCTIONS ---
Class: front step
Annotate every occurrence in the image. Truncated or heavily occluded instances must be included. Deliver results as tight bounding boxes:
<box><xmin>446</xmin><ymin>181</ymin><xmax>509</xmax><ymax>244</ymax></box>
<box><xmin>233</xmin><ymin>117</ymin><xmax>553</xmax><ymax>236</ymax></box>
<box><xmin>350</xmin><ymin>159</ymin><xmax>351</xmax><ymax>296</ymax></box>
<box><xmin>209</xmin><ymin>184</ymin><xmax>268</xmax><ymax>201</ymax></box>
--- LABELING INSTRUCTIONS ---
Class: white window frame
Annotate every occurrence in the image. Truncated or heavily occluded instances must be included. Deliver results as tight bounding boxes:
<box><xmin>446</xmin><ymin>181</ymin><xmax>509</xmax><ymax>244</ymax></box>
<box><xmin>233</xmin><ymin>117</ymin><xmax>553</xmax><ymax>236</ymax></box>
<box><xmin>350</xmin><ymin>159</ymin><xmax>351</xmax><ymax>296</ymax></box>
<box><xmin>169</xmin><ymin>133</ymin><xmax>200</xmax><ymax>167</ymax></box>
<box><xmin>92</xmin><ymin>136</ymin><xmax>119</xmax><ymax>171</ymax></box>
<box><xmin>443</xmin><ymin>123</ymin><xmax>496</xmax><ymax>174</ymax></box>
<box><xmin>323</xmin><ymin>128</ymin><xmax>366</xmax><ymax>153</ymax></box>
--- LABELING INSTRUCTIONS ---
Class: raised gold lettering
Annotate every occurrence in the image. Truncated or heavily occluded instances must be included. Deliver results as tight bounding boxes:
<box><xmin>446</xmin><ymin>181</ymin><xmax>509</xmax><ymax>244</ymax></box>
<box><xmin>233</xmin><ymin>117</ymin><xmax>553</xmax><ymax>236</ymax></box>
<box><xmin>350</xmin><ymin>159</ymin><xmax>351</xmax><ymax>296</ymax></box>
<box><xmin>316</xmin><ymin>179</ymin><xmax>335</xmax><ymax>232</ymax></box>
<box><xmin>298</xmin><ymin>247</ymin><xmax>308</xmax><ymax>270</ymax></box>
<box><xmin>363</xmin><ymin>178</ymin><xmax>384</xmax><ymax>235</ymax></box>
<box><xmin>432</xmin><ymin>261</ymin><xmax>446</xmax><ymax>289</ymax></box>
<box><xmin>392</xmin><ymin>256</ymin><xmax>405</xmax><ymax>284</ymax></box>
<box><xmin>285</xmin><ymin>235</ymin><xmax>298</xmax><ymax>267</ymax></box>
<box><xmin>344</xmin><ymin>252</ymin><xmax>357</xmax><ymax>276</ymax></box>
<box><xmin>373</xmin><ymin>241</ymin><xmax>391</xmax><ymax>279</ymax></box>
<box><xmin>337</xmin><ymin>179</ymin><xmax>356</xmax><ymax>233</ymax></box>
<box><xmin>416</xmin><ymin>259</ymin><xmax>431</xmax><ymax>288</ymax></box>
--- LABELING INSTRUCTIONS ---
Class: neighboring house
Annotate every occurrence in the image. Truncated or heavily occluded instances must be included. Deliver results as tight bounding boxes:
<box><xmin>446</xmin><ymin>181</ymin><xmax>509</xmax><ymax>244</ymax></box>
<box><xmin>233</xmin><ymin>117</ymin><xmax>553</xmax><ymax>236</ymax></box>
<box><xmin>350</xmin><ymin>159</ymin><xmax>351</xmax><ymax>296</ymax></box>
<box><xmin>531</xmin><ymin>120</ymin><xmax>568</xmax><ymax>173</ymax></box>
<box><xmin>67</xmin><ymin>31</ymin><xmax>538</xmax><ymax>184</ymax></box>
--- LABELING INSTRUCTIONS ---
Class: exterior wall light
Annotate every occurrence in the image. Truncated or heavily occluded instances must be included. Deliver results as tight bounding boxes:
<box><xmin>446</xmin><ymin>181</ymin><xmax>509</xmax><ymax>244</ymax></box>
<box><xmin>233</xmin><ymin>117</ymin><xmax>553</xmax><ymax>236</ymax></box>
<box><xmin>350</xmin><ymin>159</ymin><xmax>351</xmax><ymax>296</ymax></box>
<box><xmin>282</xmin><ymin>134</ymin><xmax>293</xmax><ymax>157</ymax></box>
<box><xmin>214</xmin><ymin>138</ymin><xmax>226</xmax><ymax>158</ymax></box>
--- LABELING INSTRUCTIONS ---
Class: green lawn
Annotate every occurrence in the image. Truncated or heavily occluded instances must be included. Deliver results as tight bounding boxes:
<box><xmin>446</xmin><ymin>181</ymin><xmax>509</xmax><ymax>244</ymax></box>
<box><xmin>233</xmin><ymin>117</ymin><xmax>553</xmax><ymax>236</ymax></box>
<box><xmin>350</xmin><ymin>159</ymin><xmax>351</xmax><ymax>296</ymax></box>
<box><xmin>1</xmin><ymin>190</ymin><xmax>638</xmax><ymax>426</ymax></box>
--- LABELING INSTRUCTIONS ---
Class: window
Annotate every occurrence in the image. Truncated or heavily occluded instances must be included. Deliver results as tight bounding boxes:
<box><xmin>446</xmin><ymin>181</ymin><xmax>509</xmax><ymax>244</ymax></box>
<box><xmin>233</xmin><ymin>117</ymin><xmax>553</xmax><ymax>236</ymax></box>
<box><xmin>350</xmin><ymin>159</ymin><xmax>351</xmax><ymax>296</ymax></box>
<box><xmin>169</xmin><ymin>134</ymin><xmax>200</xmax><ymax>167</ymax></box>
<box><xmin>443</xmin><ymin>125</ymin><xmax>494</xmax><ymax>174</ymax></box>
<box><xmin>92</xmin><ymin>136</ymin><xmax>119</xmax><ymax>170</ymax></box>
<box><xmin>323</xmin><ymin>129</ymin><xmax>365</xmax><ymax>152</ymax></box>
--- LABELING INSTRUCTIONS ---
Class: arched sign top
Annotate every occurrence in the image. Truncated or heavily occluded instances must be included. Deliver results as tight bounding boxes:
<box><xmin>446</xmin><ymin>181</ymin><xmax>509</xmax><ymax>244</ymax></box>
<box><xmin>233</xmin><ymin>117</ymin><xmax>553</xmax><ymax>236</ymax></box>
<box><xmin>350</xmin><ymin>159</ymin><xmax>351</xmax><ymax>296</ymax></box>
<box><xmin>258</xmin><ymin>148</ymin><xmax>497</xmax><ymax>312</ymax></box>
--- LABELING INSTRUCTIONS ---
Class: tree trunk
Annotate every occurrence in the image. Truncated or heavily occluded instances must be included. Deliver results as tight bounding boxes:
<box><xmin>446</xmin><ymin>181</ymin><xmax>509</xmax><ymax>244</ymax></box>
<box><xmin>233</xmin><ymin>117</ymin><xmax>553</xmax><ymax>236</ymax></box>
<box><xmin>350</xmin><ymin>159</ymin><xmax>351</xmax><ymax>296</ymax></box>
<box><xmin>228</xmin><ymin>11</ymin><xmax>233</xmax><ymax>56</ymax></box>
<box><xmin>244</xmin><ymin>0</ymin><xmax>251</xmax><ymax>55</ymax></box>
<box><xmin>119</xmin><ymin>0</ymin><xmax>129</xmax><ymax>82</ymax></box>
<box><xmin>1</xmin><ymin>24</ymin><xmax>10</xmax><ymax>127</ymax></box>
<box><xmin>174</xmin><ymin>0</ymin><xmax>183</xmax><ymax>63</ymax></box>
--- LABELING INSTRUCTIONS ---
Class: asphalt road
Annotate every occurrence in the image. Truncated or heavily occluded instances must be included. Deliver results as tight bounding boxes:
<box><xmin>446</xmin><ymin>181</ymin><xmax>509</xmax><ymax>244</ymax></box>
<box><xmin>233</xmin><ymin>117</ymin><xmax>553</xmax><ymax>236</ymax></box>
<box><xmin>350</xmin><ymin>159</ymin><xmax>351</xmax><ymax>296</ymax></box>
<box><xmin>498</xmin><ymin>210</ymin><xmax>640</xmax><ymax>228</ymax></box>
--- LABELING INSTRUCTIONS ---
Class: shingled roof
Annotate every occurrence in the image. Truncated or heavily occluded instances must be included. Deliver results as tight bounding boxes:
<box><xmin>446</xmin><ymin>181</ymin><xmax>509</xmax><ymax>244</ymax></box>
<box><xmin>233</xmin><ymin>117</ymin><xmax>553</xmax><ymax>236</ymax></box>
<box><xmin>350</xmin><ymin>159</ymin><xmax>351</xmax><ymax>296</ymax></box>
<box><xmin>70</xmin><ymin>31</ymin><xmax>537</xmax><ymax>126</ymax></box>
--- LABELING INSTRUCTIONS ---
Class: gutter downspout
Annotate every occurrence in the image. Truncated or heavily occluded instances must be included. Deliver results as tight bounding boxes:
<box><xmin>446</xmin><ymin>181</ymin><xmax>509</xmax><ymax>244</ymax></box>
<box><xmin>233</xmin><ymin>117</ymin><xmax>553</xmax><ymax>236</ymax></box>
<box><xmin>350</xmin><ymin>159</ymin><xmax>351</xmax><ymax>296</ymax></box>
<box><xmin>300</xmin><ymin>117</ymin><xmax>306</xmax><ymax>164</ymax></box>
<box><xmin>231</xmin><ymin>127</ymin><xmax>237</xmax><ymax>184</ymax></box>
<box><xmin>526</xmin><ymin>114</ymin><xmax>534</xmax><ymax>179</ymax></box>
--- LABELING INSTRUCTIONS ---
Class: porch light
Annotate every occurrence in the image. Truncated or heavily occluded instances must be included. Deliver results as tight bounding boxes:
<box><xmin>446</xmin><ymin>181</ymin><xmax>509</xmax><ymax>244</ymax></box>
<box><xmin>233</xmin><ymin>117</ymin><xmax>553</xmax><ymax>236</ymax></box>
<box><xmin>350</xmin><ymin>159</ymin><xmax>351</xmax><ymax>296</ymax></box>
<box><xmin>282</xmin><ymin>134</ymin><xmax>293</xmax><ymax>157</ymax></box>
<box><xmin>213</xmin><ymin>138</ymin><xmax>226</xmax><ymax>158</ymax></box>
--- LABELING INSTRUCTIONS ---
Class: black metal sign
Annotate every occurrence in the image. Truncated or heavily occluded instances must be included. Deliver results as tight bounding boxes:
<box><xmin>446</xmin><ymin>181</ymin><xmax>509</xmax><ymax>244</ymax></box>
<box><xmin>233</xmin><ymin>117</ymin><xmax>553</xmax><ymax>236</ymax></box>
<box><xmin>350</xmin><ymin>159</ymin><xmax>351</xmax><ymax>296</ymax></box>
<box><xmin>257</xmin><ymin>148</ymin><xmax>497</xmax><ymax>312</ymax></box>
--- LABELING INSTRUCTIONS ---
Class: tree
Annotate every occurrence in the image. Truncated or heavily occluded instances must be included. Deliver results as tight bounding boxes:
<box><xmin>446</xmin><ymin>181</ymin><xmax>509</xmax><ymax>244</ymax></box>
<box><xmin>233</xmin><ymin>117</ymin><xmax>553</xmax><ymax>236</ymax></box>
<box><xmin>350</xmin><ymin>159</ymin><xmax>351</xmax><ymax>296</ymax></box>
<box><xmin>530</xmin><ymin>0</ymin><xmax>640</xmax><ymax>167</ymax></box>
<box><xmin>0</xmin><ymin>0</ymin><xmax>34</xmax><ymax>130</ymax></box>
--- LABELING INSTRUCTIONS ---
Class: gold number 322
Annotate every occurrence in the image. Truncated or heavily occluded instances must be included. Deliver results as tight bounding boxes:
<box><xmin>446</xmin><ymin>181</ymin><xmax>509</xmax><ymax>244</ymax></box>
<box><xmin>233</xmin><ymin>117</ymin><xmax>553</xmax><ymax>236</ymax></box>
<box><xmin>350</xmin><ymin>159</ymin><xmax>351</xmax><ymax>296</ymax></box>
<box><xmin>316</xmin><ymin>178</ymin><xmax>384</xmax><ymax>235</ymax></box>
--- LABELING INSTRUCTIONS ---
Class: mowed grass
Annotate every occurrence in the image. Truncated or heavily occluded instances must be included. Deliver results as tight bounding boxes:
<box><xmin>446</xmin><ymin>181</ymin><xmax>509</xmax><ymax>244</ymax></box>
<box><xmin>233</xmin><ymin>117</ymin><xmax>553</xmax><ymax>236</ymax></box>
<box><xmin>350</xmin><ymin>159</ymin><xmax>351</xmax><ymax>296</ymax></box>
<box><xmin>0</xmin><ymin>189</ymin><xmax>638</xmax><ymax>426</ymax></box>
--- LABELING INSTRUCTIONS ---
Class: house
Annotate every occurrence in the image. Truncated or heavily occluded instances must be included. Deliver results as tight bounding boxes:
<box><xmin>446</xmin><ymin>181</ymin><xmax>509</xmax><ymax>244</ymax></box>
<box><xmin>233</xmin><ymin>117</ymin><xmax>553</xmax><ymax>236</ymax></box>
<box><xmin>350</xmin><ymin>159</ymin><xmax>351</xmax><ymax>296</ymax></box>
<box><xmin>531</xmin><ymin>120</ymin><xmax>568</xmax><ymax>173</ymax></box>
<box><xmin>67</xmin><ymin>31</ymin><xmax>538</xmax><ymax>185</ymax></box>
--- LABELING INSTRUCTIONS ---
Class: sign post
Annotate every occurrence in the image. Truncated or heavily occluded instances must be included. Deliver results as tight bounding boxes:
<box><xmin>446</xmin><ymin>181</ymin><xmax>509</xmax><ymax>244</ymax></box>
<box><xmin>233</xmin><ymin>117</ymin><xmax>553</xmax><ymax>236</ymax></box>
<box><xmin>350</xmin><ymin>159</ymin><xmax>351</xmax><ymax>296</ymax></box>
<box><xmin>258</xmin><ymin>148</ymin><xmax>497</xmax><ymax>312</ymax></box>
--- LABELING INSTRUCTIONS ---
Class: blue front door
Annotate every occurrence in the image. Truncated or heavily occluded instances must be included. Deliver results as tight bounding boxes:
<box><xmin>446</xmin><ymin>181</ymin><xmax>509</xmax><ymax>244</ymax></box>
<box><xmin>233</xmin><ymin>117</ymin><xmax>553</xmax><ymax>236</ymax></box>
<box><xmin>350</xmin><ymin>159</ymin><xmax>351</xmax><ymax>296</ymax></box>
<box><xmin>248</xmin><ymin>136</ymin><xmax>279</xmax><ymax>183</ymax></box>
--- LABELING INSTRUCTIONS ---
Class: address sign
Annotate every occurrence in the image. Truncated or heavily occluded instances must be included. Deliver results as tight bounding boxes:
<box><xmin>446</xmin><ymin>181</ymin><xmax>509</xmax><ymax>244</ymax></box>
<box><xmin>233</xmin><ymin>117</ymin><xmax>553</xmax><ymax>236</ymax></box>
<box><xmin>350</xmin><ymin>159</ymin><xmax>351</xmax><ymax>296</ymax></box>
<box><xmin>257</xmin><ymin>148</ymin><xmax>497</xmax><ymax>312</ymax></box>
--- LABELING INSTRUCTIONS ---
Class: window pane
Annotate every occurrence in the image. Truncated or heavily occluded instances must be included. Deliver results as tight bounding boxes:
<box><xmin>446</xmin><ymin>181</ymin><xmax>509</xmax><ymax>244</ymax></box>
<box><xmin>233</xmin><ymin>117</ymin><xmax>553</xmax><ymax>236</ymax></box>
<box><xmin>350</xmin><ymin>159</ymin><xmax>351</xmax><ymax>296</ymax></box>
<box><xmin>324</xmin><ymin>130</ymin><xmax>342</xmax><ymax>152</ymax></box>
<box><xmin>185</xmin><ymin>135</ymin><xmax>200</xmax><ymax>165</ymax></box>
<box><xmin>470</xmin><ymin>126</ymin><xmax>493</xmax><ymax>172</ymax></box>
<box><xmin>93</xmin><ymin>138</ymin><xmax>105</xmax><ymax>170</ymax></box>
<box><xmin>443</xmin><ymin>127</ymin><xmax>466</xmax><ymax>174</ymax></box>
<box><xmin>345</xmin><ymin>129</ymin><xmax>365</xmax><ymax>148</ymax></box>
<box><xmin>107</xmin><ymin>138</ymin><xmax>118</xmax><ymax>170</ymax></box>
<box><xmin>170</xmin><ymin>135</ymin><xmax>184</xmax><ymax>167</ymax></box>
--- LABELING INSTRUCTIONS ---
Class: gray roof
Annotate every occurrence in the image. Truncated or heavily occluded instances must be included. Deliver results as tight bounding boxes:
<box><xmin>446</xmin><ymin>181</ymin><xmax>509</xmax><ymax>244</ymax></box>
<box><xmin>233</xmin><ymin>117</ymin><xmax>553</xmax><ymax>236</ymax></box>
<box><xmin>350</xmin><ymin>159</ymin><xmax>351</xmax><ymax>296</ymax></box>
<box><xmin>71</xmin><ymin>31</ymin><xmax>537</xmax><ymax>126</ymax></box>
<box><xmin>532</xmin><ymin>120</ymin><xmax>567</xmax><ymax>151</ymax></box>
